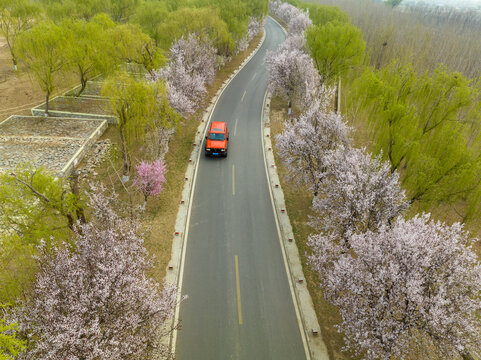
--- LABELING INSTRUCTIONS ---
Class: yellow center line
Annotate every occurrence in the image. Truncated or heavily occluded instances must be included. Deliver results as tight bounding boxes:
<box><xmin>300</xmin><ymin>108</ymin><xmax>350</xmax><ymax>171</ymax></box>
<box><xmin>234</xmin><ymin>117</ymin><xmax>238</xmax><ymax>136</ymax></box>
<box><xmin>252</xmin><ymin>73</ymin><xmax>257</xmax><ymax>80</ymax></box>
<box><xmin>232</xmin><ymin>165</ymin><xmax>235</xmax><ymax>195</ymax></box>
<box><xmin>241</xmin><ymin>90</ymin><xmax>246</xmax><ymax>102</ymax></box>
<box><xmin>235</xmin><ymin>255</ymin><xmax>243</xmax><ymax>325</ymax></box>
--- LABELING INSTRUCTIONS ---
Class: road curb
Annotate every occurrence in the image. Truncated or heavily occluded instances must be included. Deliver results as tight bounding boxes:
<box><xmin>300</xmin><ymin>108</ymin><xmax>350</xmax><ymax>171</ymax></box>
<box><xmin>160</xmin><ymin>30</ymin><xmax>267</xmax><ymax>358</ymax></box>
<box><xmin>261</xmin><ymin>93</ymin><xmax>330</xmax><ymax>360</ymax></box>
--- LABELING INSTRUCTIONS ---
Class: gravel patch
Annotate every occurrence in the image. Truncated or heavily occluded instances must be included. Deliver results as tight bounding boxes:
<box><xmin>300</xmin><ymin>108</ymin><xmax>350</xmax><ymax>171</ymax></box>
<box><xmin>0</xmin><ymin>116</ymin><xmax>101</xmax><ymax>138</ymax></box>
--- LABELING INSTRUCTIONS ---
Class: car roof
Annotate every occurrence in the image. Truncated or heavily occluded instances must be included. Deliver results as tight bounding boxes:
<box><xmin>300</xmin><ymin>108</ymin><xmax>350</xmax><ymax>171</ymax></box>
<box><xmin>210</xmin><ymin>121</ymin><xmax>227</xmax><ymax>132</ymax></box>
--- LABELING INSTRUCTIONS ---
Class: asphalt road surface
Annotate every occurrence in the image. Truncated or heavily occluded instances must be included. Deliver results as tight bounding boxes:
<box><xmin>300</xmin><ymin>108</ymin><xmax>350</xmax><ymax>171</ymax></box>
<box><xmin>175</xmin><ymin>18</ymin><xmax>308</xmax><ymax>360</ymax></box>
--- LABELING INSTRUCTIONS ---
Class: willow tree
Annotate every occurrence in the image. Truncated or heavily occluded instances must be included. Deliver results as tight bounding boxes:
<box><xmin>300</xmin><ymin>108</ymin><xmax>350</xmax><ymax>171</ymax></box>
<box><xmin>354</xmin><ymin>61</ymin><xmax>481</xmax><ymax>217</ymax></box>
<box><xmin>302</xmin><ymin>3</ymin><xmax>348</xmax><ymax>26</ymax></box>
<box><xmin>133</xmin><ymin>0</ymin><xmax>169</xmax><ymax>47</ymax></box>
<box><xmin>109</xmin><ymin>0</ymin><xmax>139</xmax><ymax>22</ymax></box>
<box><xmin>357</xmin><ymin>62</ymin><xmax>418</xmax><ymax>172</ymax></box>
<box><xmin>102</xmin><ymin>72</ymin><xmax>162</xmax><ymax>180</ymax></box>
<box><xmin>108</xmin><ymin>23</ymin><xmax>164</xmax><ymax>76</ymax></box>
<box><xmin>62</xmin><ymin>14</ymin><xmax>117</xmax><ymax>96</ymax></box>
<box><xmin>16</xmin><ymin>21</ymin><xmax>68</xmax><ymax>115</ymax></box>
<box><xmin>158</xmin><ymin>7</ymin><xmax>234</xmax><ymax>56</ymax></box>
<box><xmin>0</xmin><ymin>0</ymin><xmax>39</xmax><ymax>70</ymax></box>
<box><xmin>0</xmin><ymin>314</ymin><xmax>25</xmax><ymax>359</ymax></box>
<box><xmin>0</xmin><ymin>165</ymin><xmax>85</xmax><ymax>302</ymax></box>
<box><xmin>193</xmin><ymin>0</ymin><xmax>250</xmax><ymax>47</ymax></box>
<box><xmin>306</xmin><ymin>20</ymin><xmax>365</xmax><ymax>86</ymax></box>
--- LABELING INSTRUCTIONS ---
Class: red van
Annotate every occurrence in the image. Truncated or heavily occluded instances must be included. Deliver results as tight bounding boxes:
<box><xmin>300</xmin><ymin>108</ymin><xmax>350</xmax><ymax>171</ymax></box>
<box><xmin>205</xmin><ymin>121</ymin><xmax>229</xmax><ymax>157</ymax></box>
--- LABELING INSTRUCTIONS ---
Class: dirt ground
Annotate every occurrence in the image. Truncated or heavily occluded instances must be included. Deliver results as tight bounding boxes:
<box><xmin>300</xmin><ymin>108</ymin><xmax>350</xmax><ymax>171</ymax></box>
<box><xmin>0</xmin><ymin>36</ymin><xmax>77</xmax><ymax>120</ymax></box>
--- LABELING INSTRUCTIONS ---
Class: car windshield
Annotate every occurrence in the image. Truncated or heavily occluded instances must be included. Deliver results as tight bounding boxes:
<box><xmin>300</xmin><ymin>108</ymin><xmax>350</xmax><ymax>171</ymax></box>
<box><xmin>209</xmin><ymin>133</ymin><xmax>225</xmax><ymax>140</ymax></box>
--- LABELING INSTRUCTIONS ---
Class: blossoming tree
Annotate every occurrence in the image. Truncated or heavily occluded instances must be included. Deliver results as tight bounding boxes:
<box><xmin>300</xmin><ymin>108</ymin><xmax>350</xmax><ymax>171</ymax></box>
<box><xmin>134</xmin><ymin>159</ymin><xmax>167</xmax><ymax>206</ymax></box>
<box><xmin>266</xmin><ymin>45</ymin><xmax>320</xmax><ymax>111</ymax></box>
<box><xmin>310</xmin><ymin>146</ymin><xmax>409</xmax><ymax>242</ymax></box>
<box><xmin>16</xmin><ymin>188</ymin><xmax>181</xmax><ymax>360</ymax></box>
<box><xmin>275</xmin><ymin>99</ymin><xmax>349</xmax><ymax>196</ymax></box>
<box><xmin>151</xmin><ymin>33</ymin><xmax>216</xmax><ymax>117</ymax></box>
<box><xmin>308</xmin><ymin>214</ymin><xmax>481</xmax><ymax>360</ymax></box>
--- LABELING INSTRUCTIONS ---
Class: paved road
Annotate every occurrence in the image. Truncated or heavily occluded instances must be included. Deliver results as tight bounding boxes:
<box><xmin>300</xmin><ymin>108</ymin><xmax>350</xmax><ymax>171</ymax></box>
<box><xmin>175</xmin><ymin>18</ymin><xmax>308</xmax><ymax>360</ymax></box>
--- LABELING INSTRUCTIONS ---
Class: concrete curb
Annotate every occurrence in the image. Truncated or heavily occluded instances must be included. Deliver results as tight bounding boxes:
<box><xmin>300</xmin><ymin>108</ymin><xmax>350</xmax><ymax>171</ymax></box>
<box><xmin>160</xmin><ymin>31</ymin><xmax>267</xmax><ymax>358</ymax></box>
<box><xmin>265</xmin><ymin>15</ymin><xmax>330</xmax><ymax>359</ymax></box>
<box><xmin>261</xmin><ymin>93</ymin><xmax>329</xmax><ymax>360</ymax></box>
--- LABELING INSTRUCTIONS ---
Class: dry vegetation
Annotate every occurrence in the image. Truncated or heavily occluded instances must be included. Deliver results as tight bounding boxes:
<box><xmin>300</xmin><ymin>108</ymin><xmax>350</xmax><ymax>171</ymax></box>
<box><xmin>307</xmin><ymin>0</ymin><xmax>481</xmax><ymax>78</ymax></box>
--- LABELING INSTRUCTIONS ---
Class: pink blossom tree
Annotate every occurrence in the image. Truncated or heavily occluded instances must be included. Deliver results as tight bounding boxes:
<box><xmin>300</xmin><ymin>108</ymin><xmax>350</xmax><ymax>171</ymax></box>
<box><xmin>151</xmin><ymin>33</ymin><xmax>216</xmax><ymax>117</ymax></box>
<box><xmin>310</xmin><ymin>146</ymin><xmax>409</xmax><ymax>243</ymax></box>
<box><xmin>275</xmin><ymin>99</ymin><xmax>349</xmax><ymax>196</ymax></box>
<box><xmin>308</xmin><ymin>214</ymin><xmax>481</xmax><ymax>360</ymax></box>
<box><xmin>16</xmin><ymin>188</ymin><xmax>181</xmax><ymax>360</ymax></box>
<box><xmin>134</xmin><ymin>159</ymin><xmax>167</xmax><ymax>206</ymax></box>
<box><xmin>266</xmin><ymin>45</ymin><xmax>320</xmax><ymax>111</ymax></box>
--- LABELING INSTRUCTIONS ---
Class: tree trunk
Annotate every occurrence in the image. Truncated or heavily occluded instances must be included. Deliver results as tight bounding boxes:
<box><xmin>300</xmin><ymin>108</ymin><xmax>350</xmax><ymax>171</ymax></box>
<box><xmin>45</xmin><ymin>91</ymin><xmax>50</xmax><ymax>116</ymax></box>
<box><xmin>66</xmin><ymin>213</ymin><xmax>75</xmax><ymax>230</ymax></box>
<box><xmin>334</xmin><ymin>78</ymin><xmax>341</xmax><ymax>114</ymax></box>
<box><xmin>7</xmin><ymin>38</ymin><xmax>17</xmax><ymax>71</ymax></box>
<box><xmin>77</xmin><ymin>67</ymin><xmax>87</xmax><ymax>96</ymax></box>
<box><xmin>70</xmin><ymin>167</ymin><xmax>87</xmax><ymax>225</ymax></box>
<box><xmin>119</xmin><ymin>125</ymin><xmax>130</xmax><ymax>179</ymax></box>
<box><xmin>461</xmin><ymin>352</ymin><xmax>475</xmax><ymax>360</ymax></box>
<box><xmin>77</xmin><ymin>78</ymin><xmax>87</xmax><ymax>97</ymax></box>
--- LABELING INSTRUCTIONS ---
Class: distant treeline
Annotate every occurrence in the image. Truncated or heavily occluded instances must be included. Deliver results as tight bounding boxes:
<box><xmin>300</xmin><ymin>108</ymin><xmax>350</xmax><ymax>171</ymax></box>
<box><xmin>306</xmin><ymin>0</ymin><xmax>481</xmax><ymax>79</ymax></box>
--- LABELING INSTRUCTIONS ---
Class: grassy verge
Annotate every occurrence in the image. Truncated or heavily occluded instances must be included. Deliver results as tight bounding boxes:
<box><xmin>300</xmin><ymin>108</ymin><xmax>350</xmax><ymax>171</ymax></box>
<box><xmin>81</xmin><ymin>32</ymin><xmax>264</xmax><ymax>284</ymax></box>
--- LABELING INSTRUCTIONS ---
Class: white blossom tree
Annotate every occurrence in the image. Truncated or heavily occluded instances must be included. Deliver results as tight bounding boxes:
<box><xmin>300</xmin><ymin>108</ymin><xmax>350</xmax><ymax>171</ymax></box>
<box><xmin>16</xmin><ymin>187</ymin><xmax>181</xmax><ymax>360</ymax></box>
<box><xmin>247</xmin><ymin>16</ymin><xmax>265</xmax><ymax>41</ymax></box>
<box><xmin>281</xmin><ymin>34</ymin><xmax>306</xmax><ymax>51</ymax></box>
<box><xmin>270</xmin><ymin>0</ymin><xmax>311</xmax><ymax>36</ymax></box>
<box><xmin>151</xmin><ymin>33</ymin><xmax>216</xmax><ymax>117</ymax></box>
<box><xmin>308</xmin><ymin>214</ymin><xmax>481</xmax><ymax>360</ymax></box>
<box><xmin>266</xmin><ymin>45</ymin><xmax>320</xmax><ymax>111</ymax></box>
<box><xmin>271</xmin><ymin>1</ymin><xmax>299</xmax><ymax>25</ymax></box>
<box><xmin>310</xmin><ymin>146</ymin><xmax>409</xmax><ymax>242</ymax></box>
<box><xmin>287</xmin><ymin>10</ymin><xmax>312</xmax><ymax>35</ymax></box>
<box><xmin>235</xmin><ymin>36</ymin><xmax>249</xmax><ymax>54</ymax></box>
<box><xmin>275</xmin><ymin>99</ymin><xmax>349</xmax><ymax>196</ymax></box>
